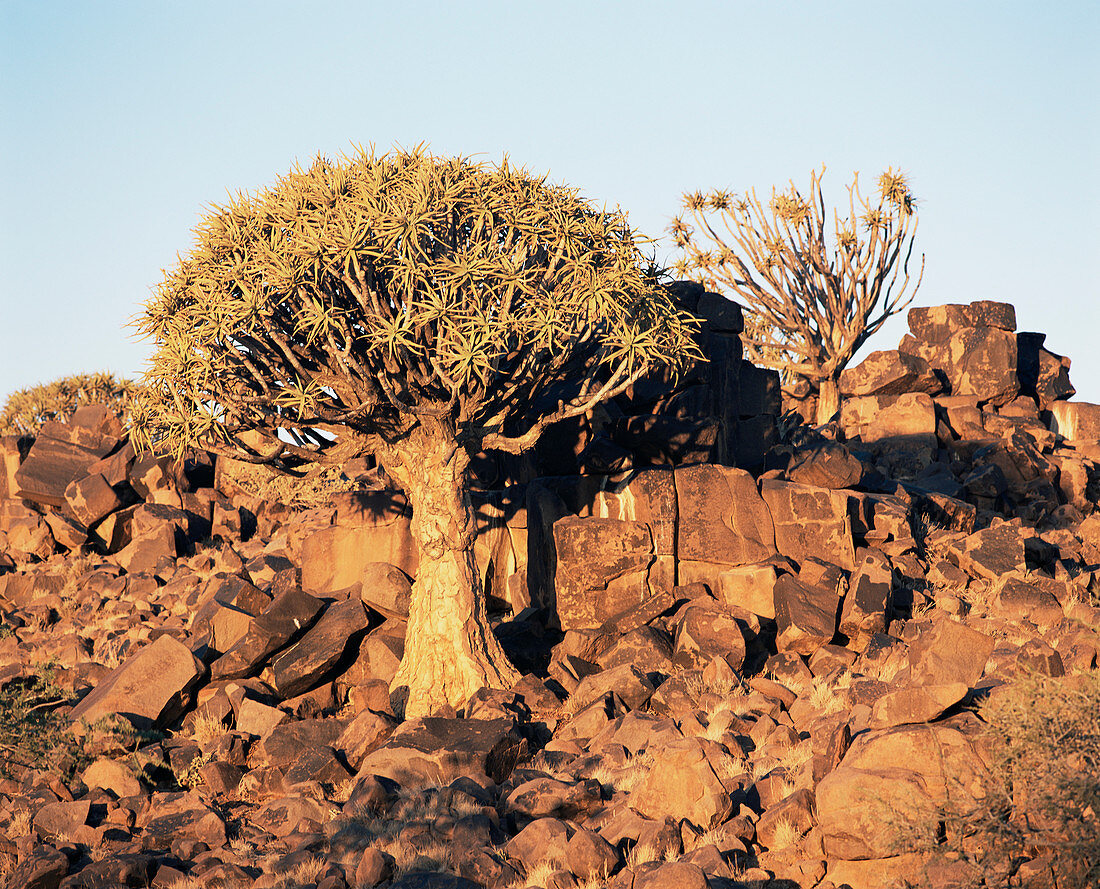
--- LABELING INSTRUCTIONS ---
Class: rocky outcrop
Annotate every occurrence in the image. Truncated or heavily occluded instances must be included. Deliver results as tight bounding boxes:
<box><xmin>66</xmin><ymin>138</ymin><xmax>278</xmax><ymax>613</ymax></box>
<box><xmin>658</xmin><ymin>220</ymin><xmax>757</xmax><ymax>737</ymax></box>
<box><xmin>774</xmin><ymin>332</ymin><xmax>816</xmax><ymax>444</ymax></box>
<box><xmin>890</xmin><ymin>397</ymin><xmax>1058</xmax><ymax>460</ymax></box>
<box><xmin>0</xmin><ymin>298</ymin><xmax>1097</xmax><ymax>888</ymax></box>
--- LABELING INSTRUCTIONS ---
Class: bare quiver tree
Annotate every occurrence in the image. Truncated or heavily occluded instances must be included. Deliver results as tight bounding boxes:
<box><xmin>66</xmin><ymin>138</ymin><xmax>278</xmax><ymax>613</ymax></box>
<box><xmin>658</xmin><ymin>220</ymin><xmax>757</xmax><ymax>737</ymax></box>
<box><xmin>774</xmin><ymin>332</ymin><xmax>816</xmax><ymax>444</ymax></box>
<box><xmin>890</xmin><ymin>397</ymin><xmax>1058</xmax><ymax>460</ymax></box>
<box><xmin>671</xmin><ymin>167</ymin><xmax>924</xmax><ymax>425</ymax></box>
<box><xmin>131</xmin><ymin>146</ymin><xmax>701</xmax><ymax>717</ymax></box>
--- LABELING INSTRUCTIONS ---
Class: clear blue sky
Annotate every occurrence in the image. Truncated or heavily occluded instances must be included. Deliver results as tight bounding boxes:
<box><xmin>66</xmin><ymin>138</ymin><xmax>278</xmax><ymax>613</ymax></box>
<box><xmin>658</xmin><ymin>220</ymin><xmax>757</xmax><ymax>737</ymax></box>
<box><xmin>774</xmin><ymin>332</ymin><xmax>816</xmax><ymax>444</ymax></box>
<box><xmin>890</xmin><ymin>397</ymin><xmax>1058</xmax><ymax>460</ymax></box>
<box><xmin>2</xmin><ymin>1</ymin><xmax>1098</xmax><ymax>403</ymax></box>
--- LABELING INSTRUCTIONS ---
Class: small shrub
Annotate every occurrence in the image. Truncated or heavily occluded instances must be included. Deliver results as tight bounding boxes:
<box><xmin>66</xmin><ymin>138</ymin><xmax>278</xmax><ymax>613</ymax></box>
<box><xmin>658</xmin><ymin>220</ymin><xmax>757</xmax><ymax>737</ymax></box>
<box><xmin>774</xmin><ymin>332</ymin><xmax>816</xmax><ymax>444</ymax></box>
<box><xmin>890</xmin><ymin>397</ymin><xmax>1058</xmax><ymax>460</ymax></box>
<box><xmin>0</xmin><ymin>663</ymin><xmax>85</xmax><ymax>781</ymax></box>
<box><xmin>174</xmin><ymin>751</ymin><xmax>213</xmax><ymax>789</ymax></box>
<box><xmin>899</xmin><ymin>669</ymin><xmax>1100</xmax><ymax>888</ymax></box>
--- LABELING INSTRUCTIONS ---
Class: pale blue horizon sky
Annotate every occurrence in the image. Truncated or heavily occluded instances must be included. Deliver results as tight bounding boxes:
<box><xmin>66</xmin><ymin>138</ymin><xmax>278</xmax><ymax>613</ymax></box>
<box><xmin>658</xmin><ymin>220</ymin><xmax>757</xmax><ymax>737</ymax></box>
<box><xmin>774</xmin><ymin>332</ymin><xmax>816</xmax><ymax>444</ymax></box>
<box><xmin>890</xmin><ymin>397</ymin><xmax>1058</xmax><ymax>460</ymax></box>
<box><xmin>2</xmin><ymin>1</ymin><xmax>1098</xmax><ymax>403</ymax></box>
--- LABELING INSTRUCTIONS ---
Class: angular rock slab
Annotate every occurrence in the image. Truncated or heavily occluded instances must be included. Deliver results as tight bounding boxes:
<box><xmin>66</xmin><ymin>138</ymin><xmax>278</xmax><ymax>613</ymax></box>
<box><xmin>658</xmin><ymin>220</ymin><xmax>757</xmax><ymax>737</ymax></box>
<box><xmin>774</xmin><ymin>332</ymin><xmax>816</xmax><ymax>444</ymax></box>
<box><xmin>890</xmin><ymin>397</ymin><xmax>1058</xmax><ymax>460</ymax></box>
<box><xmin>1049</xmin><ymin>401</ymin><xmax>1100</xmax><ymax>443</ymax></box>
<box><xmin>901</xmin><ymin>301</ymin><xmax>1019</xmax><ymax>405</ymax></box>
<box><xmin>675</xmin><ymin>464</ymin><xmax>776</xmax><ymax>566</ymax></box>
<box><xmin>869</xmin><ymin>682</ymin><xmax>969</xmax><ymax>728</ymax></box>
<box><xmin>952</xmin><ymin>522</ymin><xmax>1027</xmax><ymax>582</ymax></box>
<box><xmin>300</xmin><ymin>517</ymin><xmax>418</xmax><ymax>595</ymax></box>
<box><xmin>862</xmin><ymin>392</ymin><xmax>938</xmax><ymax>448</ymax></box>
<box><xmin>358</xmin><ymin>717</ymin><xmax>525</xmax><ymax>787</ymax></box>
<box><xmin>553</xmin><ymin>515</ymin><xmax>655</xmax><ymax>630</ymax></box>
<box><xmin>210</xmin><ymin>587</ymin><xmax>325</xmax><ymax>681</ymax></box>
<box><xmin>271</xmin><ymin>597</ymin><xmax>370</xmax><ymax>698</ymax></box>
<box><xmin>839</xmin><ymin>550</ymin><xmax>893</xmax><ymax>649</ymax></box>
<box><xmin>908</xmin><ymin>619</ymin><xmax>995</xmax><ymax>688</ymax></box>
<box><xmin>773</xmin><ymin>573</ymin><xmax>840</xmax><ymax>656</ymax></box>
<box><xmin>840</xmin><ymin>349</ymin><xmax>942</xmax><ymax>397</ymax></box>
<box><xmin>63</xmin><ymin>472</ymin><xmax>122</xmax><ymax>527</ymax></box>
<box><xmin>630</xmin><ymin>737</ymin><xmax>733</xmax><ymax>830</ymax></box>
<box><xmin>674</xmin><ymin>602</ymin><xmax>748</xmax><ymax>671</ymax></box>
<box><xmin>784</xmin><ymin>440</ymin><xmax>866</xmax><ymax>490</ymax></box>
<box><xmin>70</xmin><ymin>634</ymin><xmax>205</xmax><ymax>729</ymax></box>
<box><xmin>14</xmin><ymin>418</ymin><xmax>120</xmax><ymax>509</ymax></box>
<box><xmin>760</xmin><ymin>479</ymin><xmax>855</xmax><ymax>572</ymax></box>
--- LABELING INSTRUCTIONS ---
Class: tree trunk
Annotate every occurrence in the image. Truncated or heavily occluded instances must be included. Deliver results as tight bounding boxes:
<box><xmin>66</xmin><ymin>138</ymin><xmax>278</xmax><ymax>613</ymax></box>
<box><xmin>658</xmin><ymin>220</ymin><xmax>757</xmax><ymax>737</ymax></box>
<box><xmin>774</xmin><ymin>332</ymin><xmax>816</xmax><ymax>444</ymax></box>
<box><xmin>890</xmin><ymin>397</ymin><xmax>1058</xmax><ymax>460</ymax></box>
<box><xmin>385</xmin><ymin>425</ymin><xmax>521</xmax><ymax>718</ymax></box>
<box><xmin>816</xmin><ymin>377</ymin><xmax>841</xmax><ymax>425</ymax></box>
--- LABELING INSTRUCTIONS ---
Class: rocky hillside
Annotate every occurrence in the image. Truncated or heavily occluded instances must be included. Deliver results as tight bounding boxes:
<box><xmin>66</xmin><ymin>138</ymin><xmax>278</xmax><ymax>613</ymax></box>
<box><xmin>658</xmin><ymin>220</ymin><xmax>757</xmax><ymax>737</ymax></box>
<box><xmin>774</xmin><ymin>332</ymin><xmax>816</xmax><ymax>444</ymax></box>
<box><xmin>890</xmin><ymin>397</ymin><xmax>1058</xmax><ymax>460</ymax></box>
<box><xmin>0</xmin><ymin>299</ymin><xmax>1097</xmax><ymax>889</ymax></box>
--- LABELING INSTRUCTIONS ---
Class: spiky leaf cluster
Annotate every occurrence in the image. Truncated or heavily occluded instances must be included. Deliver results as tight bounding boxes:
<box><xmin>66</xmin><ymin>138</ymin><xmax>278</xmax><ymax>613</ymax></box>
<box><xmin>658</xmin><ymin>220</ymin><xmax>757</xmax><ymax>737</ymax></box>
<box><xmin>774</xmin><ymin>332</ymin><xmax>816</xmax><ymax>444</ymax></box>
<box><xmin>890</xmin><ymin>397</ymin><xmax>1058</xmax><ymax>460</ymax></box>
<box><xmin>133</xmin><ymin>146</ymin><xmax>701</xmax><ymax>466</ymax></box>
<box><xmin>0</xmin><ymin>373</ymin><xmax>135</xmax><ymax>437</ymax></box>
<box><xmin>671</xmin><ymin>166</ymin><xmax>923</xmax><ymax>386</ymax></box>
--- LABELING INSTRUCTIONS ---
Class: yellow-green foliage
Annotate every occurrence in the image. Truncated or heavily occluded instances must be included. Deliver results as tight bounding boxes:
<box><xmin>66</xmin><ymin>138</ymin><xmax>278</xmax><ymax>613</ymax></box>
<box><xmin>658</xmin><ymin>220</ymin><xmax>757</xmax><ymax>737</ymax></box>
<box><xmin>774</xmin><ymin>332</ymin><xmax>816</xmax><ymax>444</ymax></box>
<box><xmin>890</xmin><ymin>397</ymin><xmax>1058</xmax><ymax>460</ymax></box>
<box><xmin>131</xmin><ymin>145</ymin><xmax>701</xmax><ymax>468</ymax></box>
<box><xmin>903</xmin><ymin>670</ymin><xmax>1100</xmax><ymax>889</ymax></box>
<box><xmin>0</xmin><ymin>372</ymin><xmax>134</xmax><ymax>436</ymax></box>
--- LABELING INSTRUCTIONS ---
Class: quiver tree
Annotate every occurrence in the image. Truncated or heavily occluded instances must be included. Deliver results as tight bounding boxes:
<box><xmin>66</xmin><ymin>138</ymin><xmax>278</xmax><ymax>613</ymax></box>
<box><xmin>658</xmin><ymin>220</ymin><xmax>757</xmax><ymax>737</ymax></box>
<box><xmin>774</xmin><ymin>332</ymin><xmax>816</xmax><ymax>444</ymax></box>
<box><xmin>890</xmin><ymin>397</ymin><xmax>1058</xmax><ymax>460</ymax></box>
<box><xmin>131</xmin><ymin>146</ymin><xmax>701</xmax><ymax>717</ymax></box>
<box><xmin>1</xmin><ymin>372</ymin><xmax>135</xmax><ymax>436</ymax></box>
<box><xmin>672</xmin><ymin>167</ymin><xmax>924</xmax><ymax>424</ymax></box>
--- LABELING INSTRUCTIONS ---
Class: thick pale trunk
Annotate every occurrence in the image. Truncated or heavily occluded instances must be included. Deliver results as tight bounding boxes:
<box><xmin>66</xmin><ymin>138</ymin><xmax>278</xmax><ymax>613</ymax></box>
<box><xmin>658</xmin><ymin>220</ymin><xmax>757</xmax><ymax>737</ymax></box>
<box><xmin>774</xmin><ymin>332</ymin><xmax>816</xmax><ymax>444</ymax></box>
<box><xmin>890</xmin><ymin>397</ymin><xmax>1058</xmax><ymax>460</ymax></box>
<box><xmin>816</xmin><ymin>377</ymin><xmax>841</xmax><ymax>425</ymax></box>
<box><xmin>386</xmin><ymin>428</ymin><xmax>521</xmax><ymax>718</ymax></box>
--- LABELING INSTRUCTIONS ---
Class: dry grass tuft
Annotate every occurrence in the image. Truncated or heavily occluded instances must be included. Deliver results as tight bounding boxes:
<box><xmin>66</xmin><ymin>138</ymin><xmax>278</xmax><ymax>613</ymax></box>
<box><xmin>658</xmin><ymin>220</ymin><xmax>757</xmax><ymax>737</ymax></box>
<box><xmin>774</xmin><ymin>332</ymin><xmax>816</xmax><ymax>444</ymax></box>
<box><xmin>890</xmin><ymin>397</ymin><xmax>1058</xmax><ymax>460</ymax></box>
<box><xmin>519</xmin><ymin>858</ymin><xmax>561</xmax><ymax>887</ymax></box>
<box><xmin>190</xmin><ymin>711</ymin><xmax>226</xmax><ymax>748</ymax></box>
<box><xmin>769</xmin><ymin>816</ymin><xmax>803</xmax><ymax>850</ymax></box>
<box><xmin>7</xmin><ymin>809</ymin><xmax>33</xmax><ymax>838</ymax></box>
<box><xmin>626</xmin><ymin>841</ymin><xmax>662</xmax><ymax>868</ymax></box>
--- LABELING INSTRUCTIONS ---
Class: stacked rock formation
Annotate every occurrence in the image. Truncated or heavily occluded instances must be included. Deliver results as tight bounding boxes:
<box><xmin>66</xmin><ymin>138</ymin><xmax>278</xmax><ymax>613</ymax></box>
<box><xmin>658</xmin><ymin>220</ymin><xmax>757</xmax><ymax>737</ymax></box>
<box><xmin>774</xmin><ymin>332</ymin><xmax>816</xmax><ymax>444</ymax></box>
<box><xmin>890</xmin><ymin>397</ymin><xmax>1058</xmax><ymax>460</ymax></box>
<box><xmin>0</xmin><ymin>298</ymin><xmax>1097</xmax><ymax>889</ymax></box>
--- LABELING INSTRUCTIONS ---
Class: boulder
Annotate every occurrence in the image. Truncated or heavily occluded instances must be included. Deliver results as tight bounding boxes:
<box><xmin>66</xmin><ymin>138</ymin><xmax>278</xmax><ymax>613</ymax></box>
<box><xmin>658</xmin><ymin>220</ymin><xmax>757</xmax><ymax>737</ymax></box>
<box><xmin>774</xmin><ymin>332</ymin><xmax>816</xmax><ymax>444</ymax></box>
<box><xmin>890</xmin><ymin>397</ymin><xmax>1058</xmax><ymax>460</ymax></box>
<box><xmin>62</xmin><ymin>472</ymin><xmax>121</xmax><ymax>528</ymax></box>
<box><xmin>589</xmin><ymin>468</ymin><xmax>677</xmax><ymax>592</ymax></box>
<box><xmin>901</xmin><ymin>302</ymin><xmax>1019</xmax><ymax>405</ymax></box>
<box><xmin>571</xmin><ymin>663</ymin><xmax>656</xmax><ymax>712</ymax></box>
<box><xmin>784</xmin><ymin>440</ymin><xmax>866</xmax><ymax>489</ymax></box>
<box><xmin>506</xmin><ymin>776</ymin><xmax>603</xmax><ymax>821</ymax></box>
<box><xmin>773</xmin><ymin>572</ymin><xmax>840</xmax><ymax>656</ymax></box>
<box><xmin>299</xmin><ymin>503</ymin><xmax>417</xmax><ymax>595</ymax></box>
<box><xmin>504</xmin><ymin>817</ymin><xmax>571</xmax><ymax>871</ymax></box>
<box><xmin>760</xmin><ymin>479</ymin><xmax>855</xmax><ymax>571</ymax></box>
<box><xmin>209</xmin><ymin>587</ymin><xmax>325</xmax><ymax>681</ymax></box>
<box><xmin>358</xmin><ymin>717</ymin><xmax>525</xmax><ymax>787</ymax></box>
<box><xmin>861</xmin><ymin>392</ymin><xmax>938</xmax><ymax>449</ymax></box>
<box><xmin>993</xmin><ymin>576</ymin><xmax>1064</xmax><ymax>627</ymax></box>
<box><xmin>270</xmin><ymin>597</ymin><xmax>371</xmax><ymax>699</ymax></box>
<box><xmin>907</xmin><ymin>619</ymin><xmax>995</xmax><ymax>688</ymax></box>
<box><xmin>553</xmin><ymin>516</ymin><xmax>656</xmax><ymax>630</ymax></box>
<box><xmin>254</xmin><ymin>717</ymin><xmax>348</xmax><ymax>773</ymax></box>
<box><xmin>80</xmin><ymin>757</ymin><xmax>143</xmax><ymax>799</ymax></box>
<box><xmin>673</xmin><ymin>603</ymin><xmax>748</xmax><ymax>671</ymax></box>
<box><xmin>717</xmin><ymin>561</ymin><xmax>780</xmax><ymax>619</ymax></box>
<box><xmin>1049</xmin><ymin>401</ymin><xmax>1100</xmax><ymax>443</ymax></box>
<box><xmin>69</xmin><ymin>634</ymin><xmax>205</xmax><ymax>729</ymax></box>
<box><xmin>816</xmin><ymin>717</ymin><xmax>993</xmax><ymax>860</ymax></box>
<box><xmin>630</xmin><ymin>737</ymin><xmax>733</xmax><ymax>829</ymax></box>
<box><xmin>869</xmin><ymin>682</ymin><xmax>969</xmax><ymax>728</ymax></box>
<box><xmin>1016</xmin><ymin>331</ymin><xmax>1074</xmax><ymax>409</ymax></box>
<box><xmin>14</xmin><ymin>425</ymin><xmax>119</xmax><ymax>509</ymax></box>
<box><xmin>755</xmin><ymin>787</ymin><xmax>816</xmax><ymax>850</ymax></box>
<box><xmin>675</xmin><ymin>464</ymin><xmax>776</xmax><ymax>566</ymax></box>
<box><xmin>839</xmin><ymin>550</ymin><xmax>893</xmax><ymax>649</ymax></box>
<box><xmin>953</xmin><ymin>522</ymin><xmax>1027</xmax><ymax>581</ymax></box>
<box><xmin>357</xmin><ymin>562</ymin><xmax>412</xmax><ymax>619</ymax></box>
<box><xmin>840</xmin><ymin>349</ymin><xmax>942</xmax><ymax>397</ymax></box>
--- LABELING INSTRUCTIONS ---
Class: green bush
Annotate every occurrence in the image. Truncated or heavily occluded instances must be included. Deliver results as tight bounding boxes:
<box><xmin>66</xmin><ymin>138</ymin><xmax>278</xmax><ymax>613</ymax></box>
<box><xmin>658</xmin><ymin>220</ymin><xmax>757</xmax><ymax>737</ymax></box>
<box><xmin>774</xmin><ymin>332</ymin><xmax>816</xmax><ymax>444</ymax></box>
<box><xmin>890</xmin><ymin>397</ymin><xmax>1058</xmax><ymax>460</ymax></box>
<box><xmin>0</xmin><ymin>662</ymin><xmax>83</xmax><ymax>781</ymax></box>
<box><xmin>0</xmin><ymin>372</ymin><xmax>135</xmax><ymax>436</ymax></box>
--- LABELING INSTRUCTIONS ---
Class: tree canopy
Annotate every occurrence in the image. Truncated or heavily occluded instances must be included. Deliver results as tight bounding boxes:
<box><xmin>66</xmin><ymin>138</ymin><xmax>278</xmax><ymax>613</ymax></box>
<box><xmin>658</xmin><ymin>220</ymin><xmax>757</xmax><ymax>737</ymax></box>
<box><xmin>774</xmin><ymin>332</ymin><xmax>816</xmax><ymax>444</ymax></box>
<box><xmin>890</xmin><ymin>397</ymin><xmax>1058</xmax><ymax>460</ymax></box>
<box><xmin>132</xmin><ymin>145</ymin><xmax>701</xmax><ymax>469</ymax></box>
<box><xmin>672</xmin><ymin>167</ymin><xmax>923</xmax><ymax>423</ymax></box>
<box><xmin>1</xmin><ymin>373</ymin><xmax>134</xmax><ymax>437</ymax></box>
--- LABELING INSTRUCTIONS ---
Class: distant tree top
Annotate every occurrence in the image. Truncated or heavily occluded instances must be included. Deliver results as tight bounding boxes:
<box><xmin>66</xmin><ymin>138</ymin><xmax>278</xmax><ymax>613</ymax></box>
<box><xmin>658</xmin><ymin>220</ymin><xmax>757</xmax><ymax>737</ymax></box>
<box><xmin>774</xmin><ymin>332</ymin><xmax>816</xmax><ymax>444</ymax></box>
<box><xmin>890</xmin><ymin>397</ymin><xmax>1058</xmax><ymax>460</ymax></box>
<box><xmin>0</xmin><ymin>372</ymin><xmax>135</xmax><ymax>437</ymax></box>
